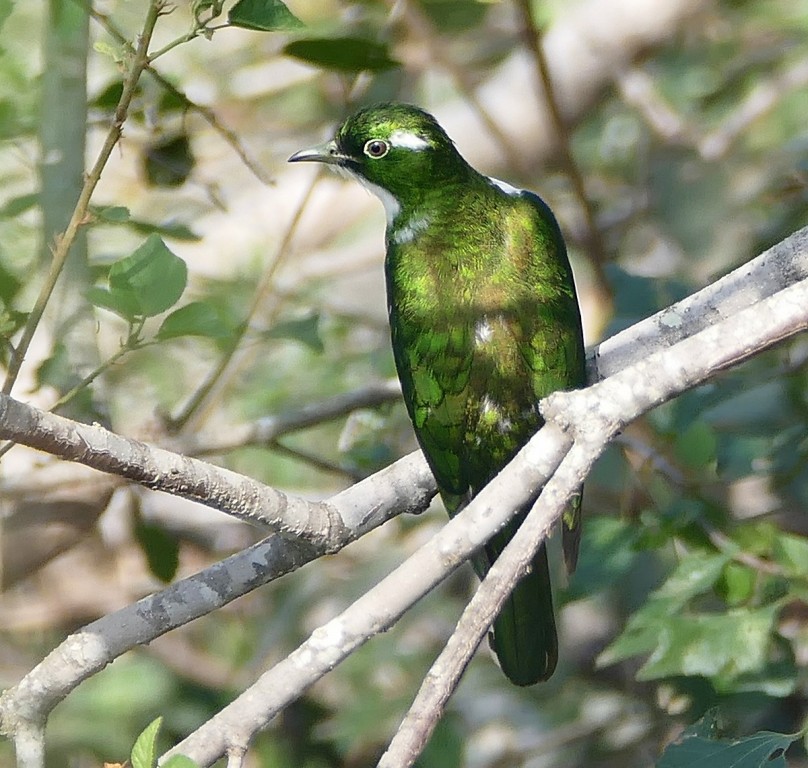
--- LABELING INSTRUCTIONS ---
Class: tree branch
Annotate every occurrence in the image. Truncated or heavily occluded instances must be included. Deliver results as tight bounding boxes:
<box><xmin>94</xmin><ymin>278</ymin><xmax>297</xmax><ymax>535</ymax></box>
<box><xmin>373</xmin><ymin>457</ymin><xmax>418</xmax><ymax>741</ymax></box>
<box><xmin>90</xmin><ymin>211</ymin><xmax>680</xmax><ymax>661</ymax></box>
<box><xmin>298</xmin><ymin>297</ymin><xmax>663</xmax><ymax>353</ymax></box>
<box><xmin>377</xmin><ymin>234</ymin><xmax>808</xmax><ymax>768</ymax></box>
<box><xmin>0</xmin><ymin>451</ymin><xmax>435</xmax><ymax>739</ymax></box>
<box><xmin>0</xmin><ymin>227</ymin><xmax>805</xmax><ymax>766</ymax></box>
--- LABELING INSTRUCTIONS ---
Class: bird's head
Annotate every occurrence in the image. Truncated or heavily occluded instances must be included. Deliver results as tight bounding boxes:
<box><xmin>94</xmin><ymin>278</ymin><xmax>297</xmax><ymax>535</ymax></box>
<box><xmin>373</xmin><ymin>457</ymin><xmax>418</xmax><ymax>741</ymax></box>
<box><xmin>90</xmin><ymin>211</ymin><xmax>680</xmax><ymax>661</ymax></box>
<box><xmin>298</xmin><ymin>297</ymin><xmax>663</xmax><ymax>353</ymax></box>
<box><xmin>289</xmin><ymin>103</ymin><xmax>469</xmax><ymax>221</ymax></box>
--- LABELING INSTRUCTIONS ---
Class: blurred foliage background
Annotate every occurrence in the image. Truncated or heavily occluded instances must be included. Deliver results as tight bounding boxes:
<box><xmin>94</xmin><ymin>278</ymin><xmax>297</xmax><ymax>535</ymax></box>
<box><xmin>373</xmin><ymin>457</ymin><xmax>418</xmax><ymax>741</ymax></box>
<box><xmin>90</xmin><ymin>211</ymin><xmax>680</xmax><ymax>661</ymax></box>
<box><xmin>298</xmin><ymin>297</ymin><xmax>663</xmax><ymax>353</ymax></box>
<box><xmin>0</xmin><ymin>0</ymin><xmax>807</xmax><ymax>765</ymax></box>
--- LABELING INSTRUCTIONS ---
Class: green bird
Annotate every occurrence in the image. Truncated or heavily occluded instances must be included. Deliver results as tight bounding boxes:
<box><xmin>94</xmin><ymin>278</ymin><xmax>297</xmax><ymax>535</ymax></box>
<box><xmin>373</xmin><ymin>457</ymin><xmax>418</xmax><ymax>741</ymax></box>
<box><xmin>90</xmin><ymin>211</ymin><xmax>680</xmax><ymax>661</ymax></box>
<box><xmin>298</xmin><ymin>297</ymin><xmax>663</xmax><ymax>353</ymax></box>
<box><xmin>290</xmin><ymin>103</ymin><xmax>585</xmax><ymax>685</ymax></box>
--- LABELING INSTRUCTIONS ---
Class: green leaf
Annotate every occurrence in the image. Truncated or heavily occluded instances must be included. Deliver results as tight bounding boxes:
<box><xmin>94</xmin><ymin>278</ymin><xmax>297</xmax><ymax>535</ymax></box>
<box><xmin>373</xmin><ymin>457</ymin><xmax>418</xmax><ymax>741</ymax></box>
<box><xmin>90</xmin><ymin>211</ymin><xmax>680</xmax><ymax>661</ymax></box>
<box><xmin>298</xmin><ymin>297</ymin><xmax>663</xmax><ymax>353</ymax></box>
<box><xmin>0</xmin><ymin>192</ymin><xmax>39</xmax><ymax>218</ymax></box>
<box><xmin>157</xmin><ymin>301</ymin><xmax>233</xmax><ymax>340</ymax></box>
<box><xmin>162</xmin><ymin>756</ymin><xmax>201</xmax><ymax>768</ymax></box>
<box><xmin>108</xmin><ymin>234</ymin><xmax>187</xmax><ymax>317</ymax></box>
<box><xmin>653</xmin><ymin>550</ymin><xmax>731</xmax><ymax>607</ymax></box>
<box><xmin>715</xmin><ymin>562</ymin><xmax>755</xmax><ymax>606</ymax></box>
<box><xmin>142</xmin><ymin>133</ymin><xmax>195</xmax><ymax>188</ymax></box>
<box><xmin>283</xmin><ymin>37</ymin><xmax>399</xmax><ymax>73</ymax></box>
<box><xmin>90</xmin><ymin>79</ymin><xmax>125</xmax><ymax>110</ymax></box>
<box><xmin>134</xmin><ymin>516</ymin><xmax>180</xmax><ymax>583</ymax></box>
<box><xmin>637</xmin><ymin>605</ymin><xmax>778</xmax><ymax>681</ymax></box>
<box><xmin>656</xmin><ymin>727</ymin><xmax>798</xmax><ymax>768</ymax></box>
<box><xmin>229</xmin><ymin>0</ymin><xmax>304</xmax><ymax>30</ymax></box>
<box><xmin>86</xmin><ymin>285</ymin><xmax>141</xmax><ymax>320</ymax></box>
<box><xmin>599</xmin><ymin>551</ymin><xmax>731</xmax><ymax>667</ymax></box>
<box><xmin>131</xmin><ymin>716</ymin><xmax>163</xmax><ymax>768</ymax></box>
<box><xmin>0</xmin><ymin>0</ymin><xmax>13</xmax><ymax>34</ymax></box>
<box><xmin>772</xmin><ymin>532</ymin><xmax>808</xmax><ymax>578</ymax></box>
<box><xmin>674</xmin><ymin>420</ymin><xmax>716</xmax><ymax>469</ymax></box>
<box><xmin>263</xmin><ymin>313</ymin><xmax>323</xmax><ymax>352</ymax></box>
<box><xmin>128</xmin><ymin>218</ymin><xmax>202</xmax><ymax>242</ymax></box>
<box><xmin>93</xmin><ymin>205</ymin><xmax>130</xmax><ymax>223</ymax></box>
<box><xmin>0</xmin><ymin>260</ymin><xmax>22</xmax><ymax>303</ymax></box>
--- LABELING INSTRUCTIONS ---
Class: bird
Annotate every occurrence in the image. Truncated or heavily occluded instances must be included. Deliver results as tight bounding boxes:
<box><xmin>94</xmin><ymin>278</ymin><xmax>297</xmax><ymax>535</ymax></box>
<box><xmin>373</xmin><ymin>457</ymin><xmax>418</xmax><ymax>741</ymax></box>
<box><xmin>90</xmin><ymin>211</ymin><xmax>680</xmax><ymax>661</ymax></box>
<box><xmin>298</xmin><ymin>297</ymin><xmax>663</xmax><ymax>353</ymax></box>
<box><xmin>289</xmin><ymin>103</ymin><xmax>585</xmax><ymax>685</ymax></box>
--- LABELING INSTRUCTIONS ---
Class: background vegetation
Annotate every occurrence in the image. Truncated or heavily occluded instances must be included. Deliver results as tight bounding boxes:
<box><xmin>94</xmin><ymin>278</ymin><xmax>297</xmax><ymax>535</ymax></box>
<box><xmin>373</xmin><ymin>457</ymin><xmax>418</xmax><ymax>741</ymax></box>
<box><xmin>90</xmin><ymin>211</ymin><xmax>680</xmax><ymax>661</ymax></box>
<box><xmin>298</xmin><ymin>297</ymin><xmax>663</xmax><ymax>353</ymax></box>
<box><xmin>0</xmin><ymin>0</ymin><xmax>807</xmax><ymax>765</ymax></box>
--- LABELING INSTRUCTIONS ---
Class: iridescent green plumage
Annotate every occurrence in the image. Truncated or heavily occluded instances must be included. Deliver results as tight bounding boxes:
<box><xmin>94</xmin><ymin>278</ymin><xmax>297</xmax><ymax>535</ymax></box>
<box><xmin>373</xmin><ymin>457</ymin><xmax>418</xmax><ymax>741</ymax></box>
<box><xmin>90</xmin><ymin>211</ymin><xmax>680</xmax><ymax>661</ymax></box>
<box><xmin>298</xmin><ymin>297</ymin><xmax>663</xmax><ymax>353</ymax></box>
<box><xmin>290</xmin><ymin>103</ymin><xmax>585</xmax><ymax>685</ymax></box>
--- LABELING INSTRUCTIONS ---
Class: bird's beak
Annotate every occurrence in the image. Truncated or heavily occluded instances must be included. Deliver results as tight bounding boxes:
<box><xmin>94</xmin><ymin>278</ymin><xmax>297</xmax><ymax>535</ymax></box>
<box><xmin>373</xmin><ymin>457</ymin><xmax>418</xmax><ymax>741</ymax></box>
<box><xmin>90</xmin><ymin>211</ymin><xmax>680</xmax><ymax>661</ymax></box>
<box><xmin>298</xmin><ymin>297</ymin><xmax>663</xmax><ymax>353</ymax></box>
<box><xmin>288</xmin><ymin>140</ymin><xmax>344</xmax><ymax>166</ymax></box>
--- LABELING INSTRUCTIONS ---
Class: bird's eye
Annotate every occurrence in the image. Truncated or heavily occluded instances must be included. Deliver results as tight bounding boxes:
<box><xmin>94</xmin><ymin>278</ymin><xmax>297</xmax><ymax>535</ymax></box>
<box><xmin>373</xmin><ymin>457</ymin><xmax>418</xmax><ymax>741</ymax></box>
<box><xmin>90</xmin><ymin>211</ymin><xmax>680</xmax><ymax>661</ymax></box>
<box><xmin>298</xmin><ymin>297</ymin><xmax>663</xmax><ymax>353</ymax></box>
<box><xmin>364</xmin><ymin>139</ymin><xmax>389</xmax><ymax>159</ymax></box>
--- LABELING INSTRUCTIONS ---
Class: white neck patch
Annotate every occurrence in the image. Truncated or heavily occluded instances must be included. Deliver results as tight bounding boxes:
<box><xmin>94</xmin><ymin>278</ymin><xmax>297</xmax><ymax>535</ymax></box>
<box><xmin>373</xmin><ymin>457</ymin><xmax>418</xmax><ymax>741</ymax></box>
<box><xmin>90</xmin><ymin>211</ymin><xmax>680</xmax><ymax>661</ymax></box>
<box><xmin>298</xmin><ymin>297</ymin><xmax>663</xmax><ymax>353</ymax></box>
<box><xmin>326</xmin><ymin>163</ymin><xmax>401</xmax><ymax>224</ymax></box>
<box><xmin>391</xmin><ymin>214</ymin><xmax>431</xmax><ymax>245</ymax></box>
<box><xmin>488</xmin><ymin>176</ymin><xmax>523</xmax><ymax>197</ymax></box>
<box><xmin>389</xmin><ymin>130</ymin><xmax>430</xmax><ymax>151</ymax></box>
<box><xmin>362</xmin><ymin>178</ymin><xmax>401</xmax><ymax>224</ymax></box>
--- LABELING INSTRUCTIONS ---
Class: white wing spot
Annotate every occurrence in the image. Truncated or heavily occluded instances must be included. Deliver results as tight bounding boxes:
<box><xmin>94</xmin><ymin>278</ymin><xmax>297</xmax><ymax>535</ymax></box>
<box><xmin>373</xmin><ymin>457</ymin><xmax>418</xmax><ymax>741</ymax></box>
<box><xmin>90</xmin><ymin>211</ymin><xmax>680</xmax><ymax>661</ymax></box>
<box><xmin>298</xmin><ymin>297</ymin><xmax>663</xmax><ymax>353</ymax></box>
<box><xmin>480</xmin><ymin>395</ymin><xmax>498</xmax><ymax>417</ymax></box>
<box><xmin>474</xmin><ymin>318</ymin><xmax>494</xmax><ymax>344</ymax></box>
<box><xmin>389</xmin><ymin>130</ymin><xmax>431</xmax><ymax>151</ymax></box>
<box><xmin>488</xmin><ymin>176</ymin><xmax>523</xmax><ymax>197</ymax></box>
<box><xmin>392</xmin><ymin>215</ymin><xmax>431</xmax><ymax>245</ymax></box>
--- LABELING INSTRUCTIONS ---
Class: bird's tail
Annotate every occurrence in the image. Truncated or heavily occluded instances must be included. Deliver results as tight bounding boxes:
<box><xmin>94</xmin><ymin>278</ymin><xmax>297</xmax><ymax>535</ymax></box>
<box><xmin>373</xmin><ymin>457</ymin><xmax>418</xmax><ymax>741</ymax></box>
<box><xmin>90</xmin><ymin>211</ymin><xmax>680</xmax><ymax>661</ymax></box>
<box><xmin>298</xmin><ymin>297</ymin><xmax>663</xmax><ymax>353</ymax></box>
<box><xmin>487</xmin><ymin>535</ymin><xmax>558</xmax><ymax>685</ymax></box>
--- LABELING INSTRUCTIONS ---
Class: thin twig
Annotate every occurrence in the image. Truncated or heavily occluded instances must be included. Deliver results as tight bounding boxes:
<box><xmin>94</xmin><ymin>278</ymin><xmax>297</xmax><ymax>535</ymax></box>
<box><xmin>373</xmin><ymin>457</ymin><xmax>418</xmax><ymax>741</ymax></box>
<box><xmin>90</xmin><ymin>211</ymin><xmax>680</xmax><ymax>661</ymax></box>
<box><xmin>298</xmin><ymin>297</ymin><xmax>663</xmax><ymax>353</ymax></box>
<box><xmin>184</xmin><ymin>379</ymin><xmax>402</xmax><ymax>454</ymax></box>
<box><xmin>2</xmin><ymin>1</ymin><xmax>165</xmax><ymax>397</ymax></box>
<box><xmin>89</xmin><ymin>7</ymin><xmax>273</xmax><ymax>185</ymax></box>
<box><xmin>514</xmin><ymin>0</ymin><xmax>613</xmax><ymax>306</ymax></box>
<box><xmin>168</xmin><ymin>175</ymin><xmax>319</xmax><ymax>431</ymax></box>
<box><xmin>269</xmin><ymin>439</ymin><xmax>366</xmax><ymax>482</ymax></box>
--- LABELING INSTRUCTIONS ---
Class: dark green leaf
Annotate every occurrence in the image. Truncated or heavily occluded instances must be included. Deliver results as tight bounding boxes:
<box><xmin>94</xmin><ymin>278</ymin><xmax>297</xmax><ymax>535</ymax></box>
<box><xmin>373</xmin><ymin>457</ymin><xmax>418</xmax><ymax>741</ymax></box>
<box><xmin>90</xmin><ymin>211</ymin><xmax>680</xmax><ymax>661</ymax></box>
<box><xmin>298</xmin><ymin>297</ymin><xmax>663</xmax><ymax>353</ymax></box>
<box><xmin>263</xmin><ymin>313</ymin><xmax>323</xmax><ymax>352</ymax></box>
<box><xmin>93</xmin><ymin>205</ymin><xmax>130</xmax><ymax>223</ymax></box>
<box><xmin>418</xmin><ymin>0</ymin><xmax>488</xmax><ymax>32</ymax></box>
<box><xmin>229</xmin><ymin>0</ymin><xmax>304</xmax><ymax>30</ymax></box>
<box><xmin>128</xmin><ymin>218</ymin><xmax>201</xmax><ymax>242</ymax></box>
<box><xmin>0</xmin><ymin>192</ymin><xmax>39</xmax><ymax>218</ymax></box>
<box><xmin>157</xmin><ymin>301</ymin><xmax>233</xmax><ymax>340</ymax></box>
<box><xmin>90</xmin><ymin>79</ymin><xmax>125</xmax><ymax>110</ymax></box>
<box><xmin>131</xmin><ymin>716</ymin><xmax>163</xmax><ymax>768</ymax></box>
<box><xmin>674</xmin><ymin>420</ymin><xmax>716</xmax><ymax>469</ymax></box>
<box><xmin>142</xmin><ymin>133</ymin><xmax>195</xmax><ymax>188</ymax></box>
<box><xmin>134</xmin><ymin>516</ymin><xmax>180</xmax><ymax>583</ymax></box>
<box><xmin>108</xmin><ymin>234</ymin><xmax>187</xmax><ymax>317</ymax></box>
<box><xmin>0</xmin><ymin>259</ymin><xmax>22</xmax><ymax>303</ymax></box>
<box><xmin>656</xmin><ymin>727</ymin><xmax>798</xmax><ymax>768</ymax></box>
<box><xmin>86</xmin><ymin>286</ymin><xmax>141</xmax><ymax>320</ymax></box>
<box><xmin>283</xmin><ymin>37</ymin><xmax>399</xmax><ymax>73</ymax></box>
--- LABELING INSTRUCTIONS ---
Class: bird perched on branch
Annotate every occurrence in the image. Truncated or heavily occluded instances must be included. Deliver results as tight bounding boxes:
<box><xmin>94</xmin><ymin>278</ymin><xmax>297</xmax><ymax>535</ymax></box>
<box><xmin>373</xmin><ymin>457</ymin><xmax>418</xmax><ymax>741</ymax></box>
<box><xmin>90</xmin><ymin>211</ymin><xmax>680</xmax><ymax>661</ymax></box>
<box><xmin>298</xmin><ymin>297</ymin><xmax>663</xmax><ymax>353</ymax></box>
<box><xmin>290</xmin><ymin>103</ymin><xmax>585</xmax><ymax>685</ymax></box>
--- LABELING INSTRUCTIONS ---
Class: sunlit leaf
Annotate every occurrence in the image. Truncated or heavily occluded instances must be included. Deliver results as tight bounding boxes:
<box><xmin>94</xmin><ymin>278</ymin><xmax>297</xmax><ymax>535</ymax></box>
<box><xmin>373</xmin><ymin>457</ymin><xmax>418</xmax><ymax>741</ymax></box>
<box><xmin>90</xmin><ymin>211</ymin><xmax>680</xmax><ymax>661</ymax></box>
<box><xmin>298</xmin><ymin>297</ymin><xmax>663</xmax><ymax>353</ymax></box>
<box><xmin>657</xmin><ymin>725</ymin><xmax>798</xmax><ymax>768</ymax></box>
<box><xmin>228</xmin><ymin>0</ymin><xmax>304</xmax><ymax>30</ymax></box>
<box><xmin>130</xmin><ymin>716</ymin><xmax>162</xmax><ymax>768</ymax></box>
<box><xmin>108</xmin><ymin>234</ymin><xmax>187</xmax><ymax>317</ymax></box>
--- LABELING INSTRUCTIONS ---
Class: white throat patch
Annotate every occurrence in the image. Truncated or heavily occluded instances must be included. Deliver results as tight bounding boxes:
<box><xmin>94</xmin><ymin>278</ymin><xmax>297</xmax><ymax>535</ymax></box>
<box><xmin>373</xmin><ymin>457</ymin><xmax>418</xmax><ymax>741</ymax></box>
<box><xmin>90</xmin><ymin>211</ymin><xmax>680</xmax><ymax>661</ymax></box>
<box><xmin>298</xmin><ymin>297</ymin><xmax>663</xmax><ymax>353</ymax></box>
<box><xmin>389</xmin><ymin>130</ymin><xmax>430</xmax><ymax>151</ymax></box>
<box><xmin>488</xmin><ymin>176</ymin><xmax>523</xmax><ymax>197</ymax></box>
<box><xmin>332</xmin><ymin>165</ymin><xmax>401</xmax><ymax>224</ymax></box>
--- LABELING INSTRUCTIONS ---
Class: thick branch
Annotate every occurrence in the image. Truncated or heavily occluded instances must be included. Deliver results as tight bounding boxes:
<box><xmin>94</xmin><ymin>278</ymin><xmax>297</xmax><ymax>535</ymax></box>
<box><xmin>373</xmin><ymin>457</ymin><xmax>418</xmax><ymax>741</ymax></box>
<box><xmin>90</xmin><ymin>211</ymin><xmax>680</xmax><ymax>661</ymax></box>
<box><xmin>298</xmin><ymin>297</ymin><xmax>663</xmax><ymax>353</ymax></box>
<box><xmin>166</xmin><ymin>230</ymin><xmax>808</xmax><ymax>766</ymax></box>
<box><xmin>161</xmin><ymin>424</ymin><xmax>572</xmax><ymax>764</ymax></box>
<box><xmin>0</xmin><ymin>451</ymin><xmax>435</xmax><ymax>735</ymax></box>
<box><xmin>1</xmin><ymin>228</ymin><xmax>805</xmax><ymax>766</ymax></box>
<box><xmin>378</xmin><ymin>239</ymin><xmax>808</xmax><ymax>768</ymax></box>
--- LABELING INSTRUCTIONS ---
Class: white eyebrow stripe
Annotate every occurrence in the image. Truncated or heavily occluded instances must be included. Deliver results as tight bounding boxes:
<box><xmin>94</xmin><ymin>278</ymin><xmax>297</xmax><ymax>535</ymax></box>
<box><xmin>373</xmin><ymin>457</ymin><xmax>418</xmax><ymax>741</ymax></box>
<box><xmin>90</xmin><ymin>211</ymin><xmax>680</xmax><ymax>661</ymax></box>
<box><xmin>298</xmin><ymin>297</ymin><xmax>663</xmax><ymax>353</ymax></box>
<box><xmin>389</xmin><ymin>130</ymin><xmax>431</xmax><ymax>151</ymax></box>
